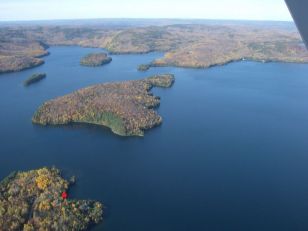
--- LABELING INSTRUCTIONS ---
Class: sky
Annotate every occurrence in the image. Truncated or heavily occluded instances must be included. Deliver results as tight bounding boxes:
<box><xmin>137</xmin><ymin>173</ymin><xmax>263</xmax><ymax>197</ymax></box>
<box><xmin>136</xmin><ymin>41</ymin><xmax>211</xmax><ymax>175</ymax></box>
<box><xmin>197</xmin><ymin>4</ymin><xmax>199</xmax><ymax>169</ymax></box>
<box><xmin>0</xmin><ymin>0</ymin><xmax>292</xmax><ymax>22</ymax></box>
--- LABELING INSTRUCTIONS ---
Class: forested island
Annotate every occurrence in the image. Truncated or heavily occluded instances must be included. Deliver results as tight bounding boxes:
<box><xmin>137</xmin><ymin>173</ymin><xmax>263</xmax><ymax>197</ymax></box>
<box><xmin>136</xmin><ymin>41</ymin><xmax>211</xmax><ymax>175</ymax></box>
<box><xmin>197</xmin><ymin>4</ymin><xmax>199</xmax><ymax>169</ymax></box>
<box><xmin>138</xmin><ymin>64</ymin><xmax>151</xmax><ymax>71</ymax></box>
<box><xmin>1</xmin><ymin>21</ymin><xmax>308</xmax><ymax>73</ymax></box>
<box><xmin>24</xmin><ymin>73</ymin><xmax>46</xmax><ymax>86</ymax></box>
<box><xmin>80</xmin><ymin>53</ymin><xmax>112</xmax><ymax>67</ymax></box>
<box><xmin>32</xmin><ymin>74</ymin><xmax>175</xmax><ymax>136</ymax></box>
<box><xmin>0</xmin><ymin>167</ymin><xmax>103</xmax><ymax>231</ymax></box>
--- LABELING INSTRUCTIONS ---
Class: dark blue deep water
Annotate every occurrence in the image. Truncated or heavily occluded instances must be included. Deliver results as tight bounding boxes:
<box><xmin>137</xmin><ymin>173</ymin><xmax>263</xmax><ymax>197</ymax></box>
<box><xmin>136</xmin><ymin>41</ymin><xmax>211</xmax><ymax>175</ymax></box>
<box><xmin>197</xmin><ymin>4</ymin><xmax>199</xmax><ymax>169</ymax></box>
<box><xmin>1</xmin><ymin>46</ymin><xmax>308</xmax><ymax>231</ymax></box>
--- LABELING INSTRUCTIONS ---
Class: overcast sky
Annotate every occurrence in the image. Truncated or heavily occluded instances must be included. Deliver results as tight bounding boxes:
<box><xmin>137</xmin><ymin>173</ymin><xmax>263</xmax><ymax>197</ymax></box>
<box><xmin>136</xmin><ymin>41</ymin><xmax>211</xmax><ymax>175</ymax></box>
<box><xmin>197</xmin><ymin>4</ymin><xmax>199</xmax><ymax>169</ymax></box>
<box><xmin>0</xmin><ymin>0</ymin><xmax>292</xmax><ymax>21</ymax></box>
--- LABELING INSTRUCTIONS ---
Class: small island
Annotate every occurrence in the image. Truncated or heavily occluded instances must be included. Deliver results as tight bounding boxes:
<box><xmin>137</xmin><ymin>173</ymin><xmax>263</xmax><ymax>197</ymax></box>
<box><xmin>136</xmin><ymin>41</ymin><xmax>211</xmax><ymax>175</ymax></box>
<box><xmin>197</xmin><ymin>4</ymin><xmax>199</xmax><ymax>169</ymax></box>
<box><xmin>32</xmin><ymin>74</ymin><xmax>175</xmax><ymax>136</ymax></box>
<box><xmin>138</xmin><ymin>64</ymin><xmax>151</xmax><ymax>72</ymax></box>
<box><xmin>80</xmin><ymin>53</ymin><xmax>112</xmax><ymax>67</ymax></box>
<box><xmin>0</xmin><ymin>167</ymin><xmax>103</xmax><ymax>231</ymax></box>
<box><xmin>24</xmin><ymin>73</ymin><xmax>47</xmax><ymax>86</ymax></box>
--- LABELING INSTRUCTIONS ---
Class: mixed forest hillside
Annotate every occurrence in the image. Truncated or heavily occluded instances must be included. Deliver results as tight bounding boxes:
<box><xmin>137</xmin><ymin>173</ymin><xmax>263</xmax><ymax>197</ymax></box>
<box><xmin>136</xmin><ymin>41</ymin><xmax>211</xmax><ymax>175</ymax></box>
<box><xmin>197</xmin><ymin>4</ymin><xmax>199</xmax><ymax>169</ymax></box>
<box><xmin>1</xmin><ymin>20</ymin><xmax>307</xmax><ymax>73</ymax></box>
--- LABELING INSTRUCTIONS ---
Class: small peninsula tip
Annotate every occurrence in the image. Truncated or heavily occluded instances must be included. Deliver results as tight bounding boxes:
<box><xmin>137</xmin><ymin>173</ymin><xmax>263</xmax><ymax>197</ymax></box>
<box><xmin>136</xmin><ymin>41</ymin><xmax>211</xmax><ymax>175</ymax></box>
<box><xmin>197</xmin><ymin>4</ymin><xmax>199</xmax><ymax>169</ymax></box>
<box><xmin>80</xmin><ymin>53</ymin><xmax>112</xmax><ymax>67</ymax></box>
<box><xmin>0</xmin><ymin>40</ymin><xmax>48</xmax><ymax>74</ymax></box>
<box><xmin>0</xmin><ymin>167</ymin><xmax>103</xmax><ymax>231</ymax></box>
<box><xmin>32</xmin><ymin>74</ymin><xmax>175</xmax><ymax>136</ymax></box>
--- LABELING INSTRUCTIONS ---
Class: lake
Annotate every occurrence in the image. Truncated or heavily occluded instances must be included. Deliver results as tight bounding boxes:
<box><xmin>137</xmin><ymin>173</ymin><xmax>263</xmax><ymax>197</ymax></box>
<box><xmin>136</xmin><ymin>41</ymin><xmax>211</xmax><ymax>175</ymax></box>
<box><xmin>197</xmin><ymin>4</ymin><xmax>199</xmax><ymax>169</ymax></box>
<box><xmin>1</xmin><ymin>46</ymin><xmax>308</xmax><ymax>231</ymax></box>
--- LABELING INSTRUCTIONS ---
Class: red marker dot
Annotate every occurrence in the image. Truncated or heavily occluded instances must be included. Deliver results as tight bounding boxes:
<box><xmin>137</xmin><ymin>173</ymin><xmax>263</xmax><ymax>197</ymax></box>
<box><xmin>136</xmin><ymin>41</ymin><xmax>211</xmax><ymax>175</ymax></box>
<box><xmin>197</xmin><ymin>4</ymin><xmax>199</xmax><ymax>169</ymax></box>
<box><xmin>61</xmin><ymin>192</ymin><xmax>68</xmax><ymax>200</ymax></box>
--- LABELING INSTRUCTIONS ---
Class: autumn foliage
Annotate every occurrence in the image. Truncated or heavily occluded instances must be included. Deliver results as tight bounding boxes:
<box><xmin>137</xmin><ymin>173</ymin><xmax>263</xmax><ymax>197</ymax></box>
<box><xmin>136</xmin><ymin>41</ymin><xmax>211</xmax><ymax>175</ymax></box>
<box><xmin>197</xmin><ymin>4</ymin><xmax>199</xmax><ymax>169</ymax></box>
<box><xmin>0</xmin><ymin>167</ymin><xmax>103</xmax><ymax>231</ymax></box>
<box><xmin>32</xmin><ymin>74</ymin><xmax>175</xmax><ymax>136</ymax></box>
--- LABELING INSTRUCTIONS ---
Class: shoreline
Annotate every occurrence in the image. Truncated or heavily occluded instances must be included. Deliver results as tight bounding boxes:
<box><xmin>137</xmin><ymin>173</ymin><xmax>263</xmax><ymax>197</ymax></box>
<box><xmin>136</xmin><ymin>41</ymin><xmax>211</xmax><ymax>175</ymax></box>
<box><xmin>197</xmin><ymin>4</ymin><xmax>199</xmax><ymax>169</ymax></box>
<box><xmin>2</xmin><ymin>44</ymin><xmax>308</xmax><ymax>74</ymax></box>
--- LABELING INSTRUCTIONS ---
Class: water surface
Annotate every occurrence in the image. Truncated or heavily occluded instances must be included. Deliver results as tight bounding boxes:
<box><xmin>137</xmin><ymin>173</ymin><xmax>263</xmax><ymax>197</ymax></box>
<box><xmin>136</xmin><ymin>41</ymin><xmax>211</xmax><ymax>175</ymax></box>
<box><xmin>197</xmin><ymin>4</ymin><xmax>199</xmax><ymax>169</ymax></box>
<box><xmin>1</xmin><ymin>46</ymin><xmax>308</xmax><ymax>231</ymax></box>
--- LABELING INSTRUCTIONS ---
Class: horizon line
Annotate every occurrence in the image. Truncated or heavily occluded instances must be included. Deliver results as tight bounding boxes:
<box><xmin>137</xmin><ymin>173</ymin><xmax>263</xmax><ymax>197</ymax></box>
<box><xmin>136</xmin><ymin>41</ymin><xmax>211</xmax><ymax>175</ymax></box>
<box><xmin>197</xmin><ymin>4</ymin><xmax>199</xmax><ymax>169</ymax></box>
<box><xmin>0</xmin><ymin>17</ymin><xmax>294</xmax><ymax>23</ymax></box>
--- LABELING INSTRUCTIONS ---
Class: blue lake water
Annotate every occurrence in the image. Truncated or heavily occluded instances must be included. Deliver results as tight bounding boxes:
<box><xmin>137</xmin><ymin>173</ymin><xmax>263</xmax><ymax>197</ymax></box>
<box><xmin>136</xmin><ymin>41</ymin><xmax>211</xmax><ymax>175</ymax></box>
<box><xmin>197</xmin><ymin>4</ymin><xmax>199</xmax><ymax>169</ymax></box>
<box><xmin>1</xmin><ymin>46</ymin><xmax>308</xmax><ymax>231</ymax></box>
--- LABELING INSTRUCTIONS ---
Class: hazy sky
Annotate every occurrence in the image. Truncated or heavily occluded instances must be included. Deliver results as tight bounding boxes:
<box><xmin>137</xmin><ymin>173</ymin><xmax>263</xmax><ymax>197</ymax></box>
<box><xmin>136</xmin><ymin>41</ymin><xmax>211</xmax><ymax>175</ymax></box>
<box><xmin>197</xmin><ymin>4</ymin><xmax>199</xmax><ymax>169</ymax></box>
<box><xmin>0</xmin><ymin>0</ymin><xmax>292</xmax><ymax>21</ymax></box>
